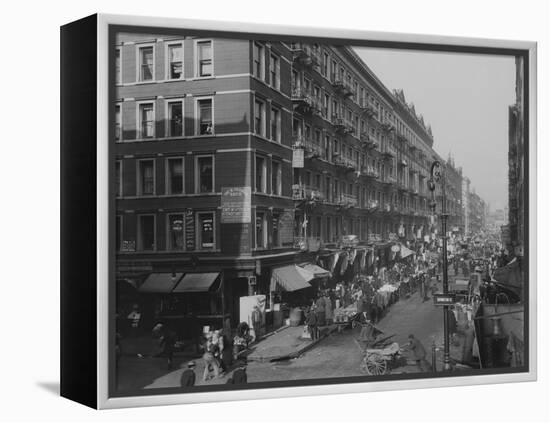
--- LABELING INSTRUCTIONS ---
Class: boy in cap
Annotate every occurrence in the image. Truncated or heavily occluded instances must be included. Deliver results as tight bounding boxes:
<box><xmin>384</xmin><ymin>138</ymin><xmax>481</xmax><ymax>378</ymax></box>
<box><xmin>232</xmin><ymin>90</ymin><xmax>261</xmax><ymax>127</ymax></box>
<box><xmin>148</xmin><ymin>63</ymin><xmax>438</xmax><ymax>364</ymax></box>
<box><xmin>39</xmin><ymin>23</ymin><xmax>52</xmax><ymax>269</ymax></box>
<box><xmin>180</xmin><ymin>361</ymin><xmax>196</xmax><ymax>388</ymax></box>
<box><xmin>226</xmin><ymin>360</ymin><xmax>248</xmax><ymax>385</ymax></box>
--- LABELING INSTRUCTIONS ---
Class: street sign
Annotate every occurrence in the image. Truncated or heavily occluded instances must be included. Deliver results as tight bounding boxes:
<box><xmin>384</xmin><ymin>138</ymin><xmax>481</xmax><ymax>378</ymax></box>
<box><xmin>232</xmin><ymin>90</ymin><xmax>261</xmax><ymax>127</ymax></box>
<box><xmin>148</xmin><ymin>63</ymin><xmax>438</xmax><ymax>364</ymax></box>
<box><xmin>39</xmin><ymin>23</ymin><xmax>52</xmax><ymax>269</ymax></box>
<box><xmin>433</xmin><ymin>293</ymin><xmax>456</xmax><ymax>306</ymax></box>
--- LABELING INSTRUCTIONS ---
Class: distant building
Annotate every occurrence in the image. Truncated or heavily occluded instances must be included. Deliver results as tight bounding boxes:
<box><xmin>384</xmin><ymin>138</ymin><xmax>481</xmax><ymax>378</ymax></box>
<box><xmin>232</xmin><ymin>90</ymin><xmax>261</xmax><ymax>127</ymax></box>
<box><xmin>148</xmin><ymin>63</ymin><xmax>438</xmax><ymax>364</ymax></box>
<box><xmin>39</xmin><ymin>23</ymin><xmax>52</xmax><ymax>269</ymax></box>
<box><xmin>444</xmin><ymin>155</ymin><xmax>464</xmax><ymax>234</ymax></box>
<box><xmin>468</xmin><ymin>190</ymin><xmax>486</xmax><ymax>234</ymax></box>
<box><xmin>462</xmin><ymin>177</ymin><xmax>471</xmax><ymax>235</ymax></box>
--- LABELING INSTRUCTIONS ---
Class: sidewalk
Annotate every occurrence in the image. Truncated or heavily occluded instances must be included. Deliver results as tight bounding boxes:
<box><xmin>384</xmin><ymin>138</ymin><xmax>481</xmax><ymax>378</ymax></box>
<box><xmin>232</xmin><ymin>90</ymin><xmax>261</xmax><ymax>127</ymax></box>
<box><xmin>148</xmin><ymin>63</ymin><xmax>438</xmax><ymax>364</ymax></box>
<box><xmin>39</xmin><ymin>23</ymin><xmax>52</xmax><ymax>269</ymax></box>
<box><xmin>247</xmin><ymin>324</ymin><xmax>337</xmax><ymax>362</ymax></box>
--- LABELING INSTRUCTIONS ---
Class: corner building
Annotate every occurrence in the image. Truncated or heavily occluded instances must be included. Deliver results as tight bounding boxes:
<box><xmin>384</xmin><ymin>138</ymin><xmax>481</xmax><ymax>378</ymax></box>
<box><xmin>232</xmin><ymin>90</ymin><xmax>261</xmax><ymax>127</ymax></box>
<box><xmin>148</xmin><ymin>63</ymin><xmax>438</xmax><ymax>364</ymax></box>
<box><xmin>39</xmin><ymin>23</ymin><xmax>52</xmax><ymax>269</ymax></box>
<box><xmin>113</xmin><ymin>33</ymin><xmax>463</xmax><ymax>331</ymax></box>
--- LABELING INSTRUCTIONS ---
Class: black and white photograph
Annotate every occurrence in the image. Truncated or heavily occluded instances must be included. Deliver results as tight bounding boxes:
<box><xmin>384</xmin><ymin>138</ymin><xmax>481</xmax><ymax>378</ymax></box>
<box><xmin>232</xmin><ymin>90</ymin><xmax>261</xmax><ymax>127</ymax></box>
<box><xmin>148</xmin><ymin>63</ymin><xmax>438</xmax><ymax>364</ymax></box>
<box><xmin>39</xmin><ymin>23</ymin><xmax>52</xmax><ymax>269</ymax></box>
<box><xmin>5</xmin><ymin>0</ymin><xmax>550</xmax><ymax>419</ymax></box>
<box><xmin>109</xmin><ymin>23</ymin><xmax>530</xmax><ymax>398</ymax></box>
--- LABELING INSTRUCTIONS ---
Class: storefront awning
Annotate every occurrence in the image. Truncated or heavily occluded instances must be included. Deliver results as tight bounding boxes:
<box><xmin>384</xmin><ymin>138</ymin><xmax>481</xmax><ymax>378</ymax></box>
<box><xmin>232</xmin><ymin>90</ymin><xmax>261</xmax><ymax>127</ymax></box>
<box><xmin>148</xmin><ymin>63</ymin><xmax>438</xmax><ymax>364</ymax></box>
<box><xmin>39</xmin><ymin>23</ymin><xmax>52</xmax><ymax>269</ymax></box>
<box><xmin>138</xmin><ymin>273</ymin><xmax>183</xmax><ymax>293</ymax></box>
<box><xmin>270</xmin><ymin>265</ymin><xmax>314</xmax><ymax>292</ymax></box>
<box><xmin>493</xmin><ymin>258</ymin><xmax>522</xmax><ymax>291</ymax></box>
<box><xmin>299</xmin><ymin>263</ymin><xmax>331</xmax><ymax>278</ymax></box>
<box><xmin>173</xmin><ymin>272</ymin><xmax>220</xmax><ymax>293</ymax></box>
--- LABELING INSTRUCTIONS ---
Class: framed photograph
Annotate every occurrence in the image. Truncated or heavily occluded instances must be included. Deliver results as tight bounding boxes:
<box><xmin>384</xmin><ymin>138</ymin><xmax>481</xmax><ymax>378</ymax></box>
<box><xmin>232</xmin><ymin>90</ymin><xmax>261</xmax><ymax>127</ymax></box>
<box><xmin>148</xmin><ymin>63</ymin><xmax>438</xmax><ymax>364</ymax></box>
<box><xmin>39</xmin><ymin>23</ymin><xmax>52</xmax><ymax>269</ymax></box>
<box><xmin>60</xmin><ymin>14</ymin><xmax>537</xmax><ymax>409</ymax></box>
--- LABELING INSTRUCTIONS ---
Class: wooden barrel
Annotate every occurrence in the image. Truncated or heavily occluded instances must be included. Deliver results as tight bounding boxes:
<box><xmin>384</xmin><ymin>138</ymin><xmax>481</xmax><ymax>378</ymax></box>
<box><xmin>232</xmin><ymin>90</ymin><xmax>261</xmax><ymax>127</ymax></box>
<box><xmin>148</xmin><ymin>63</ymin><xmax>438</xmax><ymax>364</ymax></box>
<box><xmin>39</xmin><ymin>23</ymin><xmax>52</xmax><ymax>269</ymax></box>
<box><xmin>289</xmin><ymin>308</ymin><xmax>303</xmax><ymax>327</ymax></box>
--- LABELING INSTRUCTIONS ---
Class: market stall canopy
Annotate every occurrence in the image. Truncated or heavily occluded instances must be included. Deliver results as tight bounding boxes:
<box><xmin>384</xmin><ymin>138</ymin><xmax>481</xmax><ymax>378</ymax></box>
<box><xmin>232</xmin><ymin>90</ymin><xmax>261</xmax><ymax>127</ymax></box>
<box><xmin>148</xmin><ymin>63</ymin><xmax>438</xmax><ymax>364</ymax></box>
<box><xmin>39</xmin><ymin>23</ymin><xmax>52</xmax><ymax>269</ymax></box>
<box><xmin>400</xmin><ymin>245</ymin><xmax>415</xmax><ymax>258</ymax></box>
<box><xmin>270</xmin><ymin>265</ymin><xmax>314</xmax><ymax>292</ymax></box>
<box><xmin>299</xmin><ymin>263</ymin><xmax>331</xmax><ymax>278</ymax></box>
<box><xmin>173</xmin><ymin>272</ymin><xmax>220</xmax><ymax>293</ymax></box>
<box><xmin>138</xmin><ymin>272</ymin><xmax>183</xmax><ymax>293</ymax></box>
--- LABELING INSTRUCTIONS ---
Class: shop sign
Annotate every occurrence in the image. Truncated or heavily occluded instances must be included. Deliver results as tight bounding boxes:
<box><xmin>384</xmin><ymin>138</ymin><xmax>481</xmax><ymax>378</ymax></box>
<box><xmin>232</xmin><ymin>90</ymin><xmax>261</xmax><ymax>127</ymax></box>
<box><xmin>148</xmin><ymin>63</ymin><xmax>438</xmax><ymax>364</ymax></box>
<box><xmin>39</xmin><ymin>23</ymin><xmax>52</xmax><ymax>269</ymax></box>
<box><xmin>185</xmin><ymin>209</ymin><xmax>195</xmax><ymax>251</ymax></box>
<box><xmin>292</xmin><ymin>148</ymin><xmax>304</xmax><ymax>168</ymax></box>
<box><xmin>221</xmin><ymin>186</ymin><xmax>251</xmax><ymax>223</ymax></box>
<box><xmin>121</xmin><ymin>240</ymin><xmax>136</xmax><ymax>252</ymax></box>
<box><xmin>433</xmin><ymin>293</ymin><xmax>456</xmax><ymax>306</ymax></box>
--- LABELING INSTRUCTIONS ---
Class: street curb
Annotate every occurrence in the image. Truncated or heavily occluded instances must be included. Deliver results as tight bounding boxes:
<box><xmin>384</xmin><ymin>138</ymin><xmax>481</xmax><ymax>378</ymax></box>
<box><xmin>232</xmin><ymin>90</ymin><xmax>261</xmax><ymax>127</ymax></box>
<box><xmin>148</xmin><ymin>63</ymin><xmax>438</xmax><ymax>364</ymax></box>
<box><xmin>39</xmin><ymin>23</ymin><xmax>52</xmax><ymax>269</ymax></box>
<box><xmin>247</xmin><ymin>325</ymin><xmax>338</xmax><ymax>362</ymax></box>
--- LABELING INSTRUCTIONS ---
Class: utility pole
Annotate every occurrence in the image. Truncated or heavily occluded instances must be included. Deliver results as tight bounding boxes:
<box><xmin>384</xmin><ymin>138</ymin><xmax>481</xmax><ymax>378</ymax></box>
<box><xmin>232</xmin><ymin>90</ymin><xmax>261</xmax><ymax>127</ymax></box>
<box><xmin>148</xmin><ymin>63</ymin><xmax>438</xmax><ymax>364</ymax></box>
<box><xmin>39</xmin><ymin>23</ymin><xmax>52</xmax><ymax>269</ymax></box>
<box><xmin>429</xmin><ymin>160</ymin><xmax>452</xmax><ymax>372</ymax></box>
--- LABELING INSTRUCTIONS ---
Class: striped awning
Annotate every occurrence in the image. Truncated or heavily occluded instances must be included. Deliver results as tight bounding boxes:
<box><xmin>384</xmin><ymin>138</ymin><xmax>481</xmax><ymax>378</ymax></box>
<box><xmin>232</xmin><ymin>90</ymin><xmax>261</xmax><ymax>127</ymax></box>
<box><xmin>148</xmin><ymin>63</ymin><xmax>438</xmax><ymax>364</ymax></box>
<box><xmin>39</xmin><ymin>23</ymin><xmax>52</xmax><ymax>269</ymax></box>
<box><xmin>138</xmin><ymin>273</ymin><xmax>183</xmax><ymax>293</ymax></box>
<box><xmin>173</xmin><ymin>272</ymin><xmax>220</xmax><ymax>293</ymax></box>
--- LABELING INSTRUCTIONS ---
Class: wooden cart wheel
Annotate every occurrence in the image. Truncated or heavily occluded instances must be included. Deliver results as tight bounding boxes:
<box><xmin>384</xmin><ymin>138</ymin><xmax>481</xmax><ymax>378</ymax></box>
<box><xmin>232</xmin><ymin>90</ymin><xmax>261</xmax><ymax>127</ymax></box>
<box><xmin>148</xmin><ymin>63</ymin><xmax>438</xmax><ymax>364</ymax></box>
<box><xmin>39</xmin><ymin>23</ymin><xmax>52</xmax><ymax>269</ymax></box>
<box><xmin>362</xmin><ymin>353</ymin><xmax>388</xmax><ymax>375</ymax></box>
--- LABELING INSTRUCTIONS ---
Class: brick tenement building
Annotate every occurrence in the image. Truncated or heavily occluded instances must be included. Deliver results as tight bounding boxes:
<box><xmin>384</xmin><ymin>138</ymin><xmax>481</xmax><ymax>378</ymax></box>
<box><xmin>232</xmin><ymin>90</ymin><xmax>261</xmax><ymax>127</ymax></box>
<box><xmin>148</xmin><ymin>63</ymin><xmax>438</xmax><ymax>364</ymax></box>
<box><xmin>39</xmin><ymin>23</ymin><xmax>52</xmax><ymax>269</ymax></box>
<box><xmin>507</xmin><ymin>56</ymin><xmax>525</xmax><ymax>257</ymax></box>
<box><xmin>113</xmin><ymin>32</ymin><xmax>481</xmax><ymax>330</ymax></box>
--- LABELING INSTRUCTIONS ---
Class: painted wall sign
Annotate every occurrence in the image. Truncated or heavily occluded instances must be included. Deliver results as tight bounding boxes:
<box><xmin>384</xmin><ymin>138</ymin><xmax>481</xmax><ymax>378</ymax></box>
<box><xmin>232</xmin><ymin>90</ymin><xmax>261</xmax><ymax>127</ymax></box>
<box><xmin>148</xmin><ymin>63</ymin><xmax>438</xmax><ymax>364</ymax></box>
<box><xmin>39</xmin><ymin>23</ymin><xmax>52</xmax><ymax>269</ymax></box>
<box><xmin>279</xmin><ymin>210</ymin><xmax>295</xmax><ymax>246</ymax></box>
<box><xmin>221</xmin><ymin>186</ymin><xmax>251</xmax><ymax>224</ymax></box>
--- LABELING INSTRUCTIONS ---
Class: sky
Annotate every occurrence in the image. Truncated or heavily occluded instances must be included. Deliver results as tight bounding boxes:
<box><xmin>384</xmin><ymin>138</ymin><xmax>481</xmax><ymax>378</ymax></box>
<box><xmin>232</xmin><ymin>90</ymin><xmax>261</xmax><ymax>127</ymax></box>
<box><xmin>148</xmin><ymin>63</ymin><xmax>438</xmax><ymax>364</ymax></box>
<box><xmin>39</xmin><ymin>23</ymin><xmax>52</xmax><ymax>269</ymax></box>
<box><xmin>354</xmin><ymin>47</ymin><xmax>516</xmax><ymax>211</ymax></box>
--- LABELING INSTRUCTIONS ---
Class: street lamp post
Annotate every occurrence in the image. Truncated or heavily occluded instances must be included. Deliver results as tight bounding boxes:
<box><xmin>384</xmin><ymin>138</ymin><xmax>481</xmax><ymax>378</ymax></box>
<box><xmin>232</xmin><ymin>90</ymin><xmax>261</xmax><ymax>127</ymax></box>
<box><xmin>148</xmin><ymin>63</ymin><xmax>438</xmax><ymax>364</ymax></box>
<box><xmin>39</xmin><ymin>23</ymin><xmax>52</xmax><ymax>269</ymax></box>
<box><xmin>429</xmin><ymin>160</ymin><xmax>452</xmax><ymax>372</ymax></box>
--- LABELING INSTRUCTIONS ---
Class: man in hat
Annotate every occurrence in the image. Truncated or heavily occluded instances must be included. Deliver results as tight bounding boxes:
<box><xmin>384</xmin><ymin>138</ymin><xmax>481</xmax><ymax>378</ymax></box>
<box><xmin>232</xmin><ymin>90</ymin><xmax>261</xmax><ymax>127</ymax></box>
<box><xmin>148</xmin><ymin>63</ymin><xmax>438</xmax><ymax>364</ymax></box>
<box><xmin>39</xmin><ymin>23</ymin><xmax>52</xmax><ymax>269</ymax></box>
<box><xmin>404</xmin><ymin>334</ymin><xmax>431</xmax><ymax>373</ymax></box>
<box><xmin>180</xmin><ymin>361</ymin><xmax>196</xmax><ymax>388</ymax></box>
<box><xmin>153</xmin><ymin>322</ymin><xmax>177</xmax><ymax>370</ymax></box>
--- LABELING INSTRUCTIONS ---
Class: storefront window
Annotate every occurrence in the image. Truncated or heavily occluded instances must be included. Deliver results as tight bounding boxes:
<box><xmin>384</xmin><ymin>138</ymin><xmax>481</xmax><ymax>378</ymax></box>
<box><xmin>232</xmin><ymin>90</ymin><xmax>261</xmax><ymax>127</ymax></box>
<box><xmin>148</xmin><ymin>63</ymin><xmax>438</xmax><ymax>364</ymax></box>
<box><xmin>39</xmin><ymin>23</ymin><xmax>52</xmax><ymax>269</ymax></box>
<box><xmin>198</xmin><ymin>212</ymin><xmax>214</xmax><ymax>249</ymax></box>
<box><xmin>168</xmin><ymin>214</ymin><xmax>184</xmax><ymax>250</ymax></box>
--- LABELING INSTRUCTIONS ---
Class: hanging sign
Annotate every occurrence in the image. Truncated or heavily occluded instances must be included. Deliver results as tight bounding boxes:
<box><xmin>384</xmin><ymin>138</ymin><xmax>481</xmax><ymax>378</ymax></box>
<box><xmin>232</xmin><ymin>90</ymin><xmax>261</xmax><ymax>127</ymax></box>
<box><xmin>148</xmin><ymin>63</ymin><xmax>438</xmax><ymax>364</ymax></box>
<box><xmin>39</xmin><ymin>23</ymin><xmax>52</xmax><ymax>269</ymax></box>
<box><xmin>292</xmin><ymin>148</ymin><xmax>304</xmax><ymax>168</ymax></box>
<box><xmin>185</xmin><ymin>209</ymin><xmax>195</xmax><ymax>251</ymax></box>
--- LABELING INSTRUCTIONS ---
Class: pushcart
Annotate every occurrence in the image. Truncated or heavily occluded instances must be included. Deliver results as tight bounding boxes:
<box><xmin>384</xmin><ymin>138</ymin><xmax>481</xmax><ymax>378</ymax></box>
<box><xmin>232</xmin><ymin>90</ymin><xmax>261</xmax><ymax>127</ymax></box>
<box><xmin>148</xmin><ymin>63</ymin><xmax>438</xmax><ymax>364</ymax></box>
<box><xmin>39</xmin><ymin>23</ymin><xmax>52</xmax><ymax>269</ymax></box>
<box><xmin>358</xmin><ymin>342</ymin><xmax>402</xmax><ymax>375</ymax></box>
<box><xmin>352</xmin><ymin>319</ymin><xmax>402</xmax><ymax>375</ymax></box>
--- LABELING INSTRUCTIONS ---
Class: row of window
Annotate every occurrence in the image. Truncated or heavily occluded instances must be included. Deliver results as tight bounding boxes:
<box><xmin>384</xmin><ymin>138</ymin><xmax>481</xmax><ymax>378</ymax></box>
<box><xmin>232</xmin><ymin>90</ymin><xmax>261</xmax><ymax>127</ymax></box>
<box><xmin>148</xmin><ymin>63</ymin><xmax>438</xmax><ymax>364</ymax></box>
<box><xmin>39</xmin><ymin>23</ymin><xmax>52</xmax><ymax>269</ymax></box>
<box><xmin>252</xmin><ymin>42</ymin><xmax>281</xmax><ymax>90</ymax></box>
<box><xmin>116</xmin><ymin>211</ymin><xmax>215</xmax><ymax>252</ymax></box>
<box><xmin>118</xmin><ymin>38</ymin><xmax>431</xmax><ymax>152</ymax></box>
<box><xmin>288</xmin><ymin>44</ymin><xmax>432</xmax><ymax>160</ymax></box>
<box><xmin>115</xmin><ymin>155</ymin><xmax>285</xmax><ymax>197</ymax></box>
<box><xmin>115</xmin><ymin>155</ymin><xmax>213</xmax><ymax>197</ymax></box>
<box><xmin>115</xmin><ymin>209</ymin><xmax>285</xmax><ymax>252</ymax></box>
<box><xmin>115</xmin><ymin>154</ymin><xmax>429</xmax><ymax>206</ymax></box>
<box><xmin>293</xmin><ymin>167</ymin><xmax>429</xmax><ymax>210</ymax></box>
<box><xmin>116</xmin><ymin>95</ymin><xmax>283</xmax><ymax>142</ymax></box>
<box><xmin>115</xmin><ymin>208</ymin><xmax>427</xmax><ymax>254</ymax></box>
<box><xmin>115</xmin><ymin>97</ymin><xmax>213</xmax><ymax>141</ymax></box>
<box><xmin>296</xmin><ymin>214</ymin><xmax>424</xmax><ymax>244</ymax></box>
<box><xmin>115</xmin><ymin>39</ymin><xmax>213</xmax><ymax>83</ymax></box>
<box><xmin>291</xmin><ymin>119</ymin><xmax>425</xmax><ymax>189</ymax></box>
<box><xmin>315</xmin><ymin>46</ymin><xmax>431</xmax><ymax>148</ymax></box>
